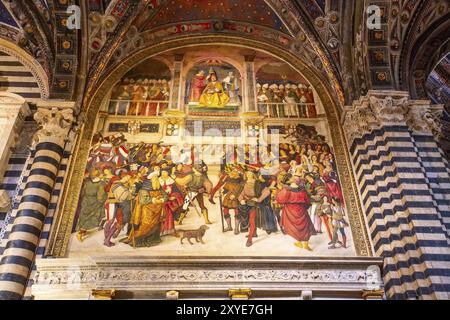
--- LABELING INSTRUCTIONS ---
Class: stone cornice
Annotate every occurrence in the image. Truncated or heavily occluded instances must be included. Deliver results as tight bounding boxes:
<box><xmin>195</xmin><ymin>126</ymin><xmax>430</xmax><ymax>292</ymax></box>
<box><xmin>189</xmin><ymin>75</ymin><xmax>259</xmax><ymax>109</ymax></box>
<box><xmin>32</xmin><ymin>256</ymin><xmax>384</xmax><ymax>300</ymax></box>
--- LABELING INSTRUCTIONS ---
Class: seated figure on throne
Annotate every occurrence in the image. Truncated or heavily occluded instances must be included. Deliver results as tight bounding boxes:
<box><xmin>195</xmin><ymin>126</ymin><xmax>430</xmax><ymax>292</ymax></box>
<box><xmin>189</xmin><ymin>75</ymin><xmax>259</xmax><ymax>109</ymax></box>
<box><xmin>198</xmin><ymin>68</ymin><xmax>230</xmax><ymax>108</ymax></box>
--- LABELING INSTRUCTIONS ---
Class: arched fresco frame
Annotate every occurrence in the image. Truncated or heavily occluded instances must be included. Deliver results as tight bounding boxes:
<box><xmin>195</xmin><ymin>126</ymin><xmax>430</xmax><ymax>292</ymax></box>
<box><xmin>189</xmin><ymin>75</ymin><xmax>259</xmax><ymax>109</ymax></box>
<box><xmin>47</xmin><ymin>35</ymin><xmax>373</xmax><ymax>258</ymax></box>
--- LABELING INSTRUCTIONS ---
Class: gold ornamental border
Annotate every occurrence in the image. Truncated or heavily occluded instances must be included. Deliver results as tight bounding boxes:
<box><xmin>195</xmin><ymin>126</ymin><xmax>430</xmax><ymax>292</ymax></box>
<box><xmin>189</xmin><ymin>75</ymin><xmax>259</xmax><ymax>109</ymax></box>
<box><xmin>47</xmin><ymin>35</ymin><xmax>373</xmax><ymax>257</ymax></box>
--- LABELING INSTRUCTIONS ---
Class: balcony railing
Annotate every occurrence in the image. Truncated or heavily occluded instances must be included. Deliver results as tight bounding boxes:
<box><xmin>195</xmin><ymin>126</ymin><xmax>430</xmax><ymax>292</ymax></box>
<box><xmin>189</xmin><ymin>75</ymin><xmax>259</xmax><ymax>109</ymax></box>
<box><xmin>107</xmin><ymin>100</ymin><xmax>318</xmax><ymax>119</ymax></box>
<box><xmin>108</xmin><ymin>100</ymin><xmax>169</xmax><ymax>117</ymax></box>
<box><xmin>258</xmin><ymin>102</ymin><xmax>318</xmax><ymax>119</ymax></box>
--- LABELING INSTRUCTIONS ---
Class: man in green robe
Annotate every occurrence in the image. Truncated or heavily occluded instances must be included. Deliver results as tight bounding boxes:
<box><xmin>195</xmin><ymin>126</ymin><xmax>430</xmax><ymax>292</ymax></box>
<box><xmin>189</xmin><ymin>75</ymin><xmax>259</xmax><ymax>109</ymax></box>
<box><xmin>76</xmin><ymin>169</ymin><xmax>107</xmax><ymax>241</ymax></box>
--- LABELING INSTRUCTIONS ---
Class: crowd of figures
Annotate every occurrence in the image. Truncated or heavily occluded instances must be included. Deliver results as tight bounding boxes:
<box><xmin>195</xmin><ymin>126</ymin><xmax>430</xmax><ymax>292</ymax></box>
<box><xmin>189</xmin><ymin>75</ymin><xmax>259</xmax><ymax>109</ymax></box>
<box><xmin>75</xmin><ymin>133</ymin><xmax>349</xmax><ymax>251</ymax></box>
<box><xmin>257</xmin><ymin>83</ymin><xmax>317</xmax><ymax>118</ymax></box>
<box><xmin>108</xmin><ymin>78</ymin><xmax>171</xmax><ymax>116</ymax></box>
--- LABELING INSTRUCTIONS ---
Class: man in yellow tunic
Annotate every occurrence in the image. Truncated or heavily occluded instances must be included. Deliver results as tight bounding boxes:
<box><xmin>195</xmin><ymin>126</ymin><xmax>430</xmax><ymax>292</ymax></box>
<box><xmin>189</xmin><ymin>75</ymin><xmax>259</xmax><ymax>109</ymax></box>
<box><xmin>198</xmin><ymin>68</ymin><xmax>230</xmax><ymax>108</ymax></box>
<box><xmin>126</xmin><ymin>172</ymin><xmax>167</xmax><ymax>247</ymax></box>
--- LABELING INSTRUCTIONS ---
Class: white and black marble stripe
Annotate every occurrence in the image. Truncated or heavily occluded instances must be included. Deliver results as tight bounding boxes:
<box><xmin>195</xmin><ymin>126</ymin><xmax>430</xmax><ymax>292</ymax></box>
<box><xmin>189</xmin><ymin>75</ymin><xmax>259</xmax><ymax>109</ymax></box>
<box><xmin>0</xmin><ymin>52</ymin><xmax>41</xmax><ymax>99</ymax></box>
<box><xmin>350</xmin><ymin>125</ymin><xmax>450</xmax><ymax>300</ymax></box>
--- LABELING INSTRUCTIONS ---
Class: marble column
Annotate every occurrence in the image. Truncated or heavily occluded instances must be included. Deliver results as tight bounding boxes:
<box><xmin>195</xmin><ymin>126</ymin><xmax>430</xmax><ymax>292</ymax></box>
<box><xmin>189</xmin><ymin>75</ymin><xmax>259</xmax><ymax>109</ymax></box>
<box><xmin>0</xmin><ymin>107</ymin><xmax>74</xmax><ymax>300</ymax></box>
<box><xmin>343</xmin><ymin>91</ymin><xmax>450</xmax><ymax>300</ymax></box>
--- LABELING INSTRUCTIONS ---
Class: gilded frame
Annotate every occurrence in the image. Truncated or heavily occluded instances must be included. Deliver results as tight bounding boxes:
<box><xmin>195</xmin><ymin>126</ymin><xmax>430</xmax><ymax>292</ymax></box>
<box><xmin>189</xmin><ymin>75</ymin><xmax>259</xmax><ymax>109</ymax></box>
<box><xmin>47</xmin><ymin>35</ymin><xmax>373</xmax><ymax>258</ymax></box>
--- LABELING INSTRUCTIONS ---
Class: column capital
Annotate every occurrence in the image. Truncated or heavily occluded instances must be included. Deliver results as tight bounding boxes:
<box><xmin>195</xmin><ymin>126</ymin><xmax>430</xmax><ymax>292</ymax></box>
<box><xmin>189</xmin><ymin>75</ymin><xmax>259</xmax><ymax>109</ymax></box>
<box><xmin>405</xmin><ymin>101</ymin><xmax>443</xmax><ymax>138</ymax></box>
<box><xmin>33</xmin><ymin>108</ymin><xmax>75</xmax><ymax>146</ymax></box>
<box><xmin>343</xmin><ymin>90</ymin><xmax>442</xmax><ymax>144</ymax></box>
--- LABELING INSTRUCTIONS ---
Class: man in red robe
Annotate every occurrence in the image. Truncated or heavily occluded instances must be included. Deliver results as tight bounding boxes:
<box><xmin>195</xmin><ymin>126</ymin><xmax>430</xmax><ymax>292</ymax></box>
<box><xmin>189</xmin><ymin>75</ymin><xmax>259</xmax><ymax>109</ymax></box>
<box><xmin>190</xmin><ymin>70</ymin><xmax>206</xmax><ymax>102</ymax></box>
<box><xmin>275</xmin><ymin>177</ymin><xmax>316</xmax><ymax>251</ymax></box>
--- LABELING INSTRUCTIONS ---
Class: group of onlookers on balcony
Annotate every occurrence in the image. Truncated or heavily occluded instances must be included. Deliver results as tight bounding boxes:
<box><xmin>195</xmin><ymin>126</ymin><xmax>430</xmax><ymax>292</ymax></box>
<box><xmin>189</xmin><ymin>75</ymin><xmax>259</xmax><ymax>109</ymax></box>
<box><xmin>257</xmin><ymin>83</ymin><xmax>317</xmax><ymax>118</ymax></box>
<box><xmin>107</xmin><ymin>78</ymin><xmax>317</xmax><ymax>119</ymax></box>
<box><xmin>108</xmin><ymin>78</ymin><xmax>171</xmax><ymax>116</ymax></box>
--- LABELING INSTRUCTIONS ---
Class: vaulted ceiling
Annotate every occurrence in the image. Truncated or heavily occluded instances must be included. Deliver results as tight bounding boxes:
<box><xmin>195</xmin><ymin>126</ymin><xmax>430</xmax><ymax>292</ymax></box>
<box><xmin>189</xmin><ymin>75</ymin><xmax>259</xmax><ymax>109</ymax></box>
<box><xmin>0</xmin><ymin>0</ymin><xmax>449</xmax><ymax>111</ymax></box>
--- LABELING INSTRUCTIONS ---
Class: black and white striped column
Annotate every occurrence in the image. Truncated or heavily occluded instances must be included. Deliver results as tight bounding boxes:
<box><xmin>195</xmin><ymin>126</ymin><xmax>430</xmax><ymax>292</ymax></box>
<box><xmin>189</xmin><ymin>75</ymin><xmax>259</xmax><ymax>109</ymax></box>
<box><xmin>344</xmin><ymin>91</ymin><xmax>450</xmax><ymax>300</ymax></box>
<box><xmin>0</xmin><ymin>107</ymin><xmax>73</xmax><ymax>300</ymax></box>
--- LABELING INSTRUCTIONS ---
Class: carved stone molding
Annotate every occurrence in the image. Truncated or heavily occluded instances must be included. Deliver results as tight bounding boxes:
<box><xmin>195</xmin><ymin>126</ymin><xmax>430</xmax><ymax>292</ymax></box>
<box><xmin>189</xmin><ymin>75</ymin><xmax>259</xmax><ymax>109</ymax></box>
<box><xmin>33</xmin><ymin>108</ymin><xmax>75</xmax><ymax>146</ymax></box>
<box><xmin>32</xmin><ymin>256</ymin><xmax>384</xmax><ymax>300</ymax></box>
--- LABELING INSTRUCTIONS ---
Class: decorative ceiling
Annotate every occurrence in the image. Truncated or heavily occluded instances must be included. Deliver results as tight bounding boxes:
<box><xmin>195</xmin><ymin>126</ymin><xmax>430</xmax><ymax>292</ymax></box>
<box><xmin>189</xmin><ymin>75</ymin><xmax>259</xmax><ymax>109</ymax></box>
<box><xmin>146</xmin><ymin>0</ymin><xmax>289</xmax><ymax>34</ymax></box>
<box><xmin>0</xmin><ymin>1</ymin><xmax>19</xmax><ymax>29</ymax></box>
<box><xmin>0</xmin><ymin>0</ymin><xmax>448</xmax><ymax>110</ymax></box>
<box><xmin>88</xmin><ymin>0</ymin><xmax>114</xmax><ymax>14</ymax></box>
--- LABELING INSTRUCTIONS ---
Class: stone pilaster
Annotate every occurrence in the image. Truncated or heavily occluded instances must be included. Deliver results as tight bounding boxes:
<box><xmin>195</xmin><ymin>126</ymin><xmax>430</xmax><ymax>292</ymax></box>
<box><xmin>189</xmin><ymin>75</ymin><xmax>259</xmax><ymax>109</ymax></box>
<box><xmin>343</xmin><ymin>91</ymin><xmax>450</xmax><ymax>300</ymax></box>
<box><xmin>169</xmin><ymin>54</ymin><xmax>184</xmax><ymax>112</ymax></box>
<box><xmin>243</xmin><ymin>55</ymin><xmax>257</xmax><ymax>114</ymax></box>
<box><xmin>0</xmin><ymin>107</ymin><xmax>74</xmax><ymax>300</ymax></box>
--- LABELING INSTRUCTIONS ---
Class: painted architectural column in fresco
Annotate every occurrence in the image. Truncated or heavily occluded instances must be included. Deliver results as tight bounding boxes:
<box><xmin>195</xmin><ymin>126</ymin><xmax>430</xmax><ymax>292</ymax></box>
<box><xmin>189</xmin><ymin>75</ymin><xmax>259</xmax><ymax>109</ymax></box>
<box><xmin>170</xmin><ymin>54</ymin><xmax>185</xmax><ymax>112</ymax></box>
<box><xmin>343</xmin><ymin>90</ymin><xmax>450</xmax><ymax>300</ymax></box>
<box><xmin>0</xmin><ymin>105</ymin><xmax>74</xmax><ymax>300</ymax></box>
<box><xmin>243</xmin><ymin>55</ymin><xmax>257</xmax><ymax>113</ymax></box>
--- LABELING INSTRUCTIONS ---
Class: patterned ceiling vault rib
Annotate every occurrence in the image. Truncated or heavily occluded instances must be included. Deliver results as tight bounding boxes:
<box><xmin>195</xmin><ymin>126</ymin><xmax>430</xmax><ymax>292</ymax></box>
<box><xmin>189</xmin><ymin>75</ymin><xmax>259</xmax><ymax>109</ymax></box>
<box><xmin>83</xmin><ymin>0</ymin><xmax>150</xmax><ymax>106</ymax></box>
<box><xmin>48</xmin><ymin>0</ymin><xmax>79</xmax><ymax>99</ymax></box>
<box><xmin>389</xmin><ymin>0</ymin><xmax>423</xmax><ymax>88</ymax></box>
<box><xmin>427</xmin><ymin>53</ymin><xmax>450</xmax><ymax>159</ymax></box>
<box><xmin>87</xmin><ymin>0</ymin><xmax>131</xmax><ymax>65</ymax></box>
<box><xmin>364</xmin><ymin>0</ymin><xmax>394</xmax><ymax>90</ymax></box>
<box><xmin>398</xmin><ymin>0</ymin><xmax>450</xmax><ymax>99</ymax></box>
<box><xmin>274</xmin><ymin>0</ymin><xmax>345</xmax><ymax>107</ymax></box>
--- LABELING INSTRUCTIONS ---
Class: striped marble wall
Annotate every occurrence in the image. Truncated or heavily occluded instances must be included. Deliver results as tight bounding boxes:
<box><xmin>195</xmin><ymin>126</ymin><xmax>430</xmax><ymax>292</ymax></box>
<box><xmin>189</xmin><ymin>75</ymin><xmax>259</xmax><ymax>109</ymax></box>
<box><xmin>344</xmin><ymin>91</ymin><xmax>450</xmax><ymax>300</ymax></box>
<box><xmin>0</xmin><ymin>48</ymin><xmax>43</xmax><ymax>233</ymax></box>
<box><xmin>0</xmin><ymin>51</ymin><xmax>41</xmax><ymax>99</ymax></box>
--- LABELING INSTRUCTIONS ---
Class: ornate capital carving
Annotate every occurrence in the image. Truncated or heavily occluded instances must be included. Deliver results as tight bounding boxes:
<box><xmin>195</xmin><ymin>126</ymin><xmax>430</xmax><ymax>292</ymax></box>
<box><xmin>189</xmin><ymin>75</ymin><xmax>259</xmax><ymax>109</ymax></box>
<box><xmin>33</xmin><ymin>108</ymin><xmax>74</xmax><ymax>146</ymax></box>
<box><xmin>406</xmin><ymin>103</ymin><xmax>443</xmax><ymax>138</ymax></box>
<box><xmin>343</xmin><ymin>100</ymin><xmax>378</xmax><ymax>144</ymax></box>
<box><xmin>369</xmin><ymin>95</ymin><xmax>408</xmax><ymax>124</ymax></box>
<box><xmin>345</xmin><ymin>92</ymin><xmax>445</xmax><ymax>144</ymax></box>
